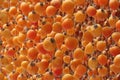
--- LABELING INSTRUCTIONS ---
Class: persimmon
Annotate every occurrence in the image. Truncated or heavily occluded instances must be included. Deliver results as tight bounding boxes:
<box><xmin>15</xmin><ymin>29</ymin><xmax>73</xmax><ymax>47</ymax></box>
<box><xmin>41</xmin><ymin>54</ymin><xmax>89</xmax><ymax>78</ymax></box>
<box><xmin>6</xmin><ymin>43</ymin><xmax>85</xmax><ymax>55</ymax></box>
<box><xmin>9</xmin><ymin>71</ymin><xmax>19</xmax><ymax>80</ymax></box>
<box><xmin>110</xmin><ymin>64</ymin><xmax>120</xmax><ymax>74</ymax></box>
<box><xmin>27</xmin><ymin>47</ymin><xmax>38</xmax><ymax>60</ymax></box>
<box><xmin>17</xmin><ymin>73</ymin><xmax>27</xmax><ymax>80</ymax></box>
<box><xmin>7</xmin><ymin>48</ymin><xmax>16</xmax><ymax>57</ymax></box>
<box><xmin>37</xmin><ymin>59</ymin><xmax>49</xmax><ymax>74</ymax></box>
<box><xmin>109</xmin><ymin>0</ymin><xmax>119</xmax><ymax>10</ymax></box>
<box><xmin>43</xmin><ymin>37</ymin><xmax>56</xmax><ymax>52</ymax></box>
<box><xmin>54</xmin><ymin>33</ymin><xmax>64</xmax><ymax>48</ymax></box>
<box><xmin>73</xmin><ymin>48</ymin><xmax>84</xmax><ymax>59</ymax></box>
<box><xmin>85</xmin><ymin>42</ymin><xmax>95</xmax><ymax>55</ymax></box>
<box><xmin>51</xmin><ymin>57</ymin><xmax>63</xmax><ymax>68</ymax></box>
<box><xmin>52</xmin><ymin>67</ymin><xmax>63</xmax><ymax>77</ymax></box>
<box><xmin>65</xmin><ymin>37</ymin><xmax>78</xmax><ymax>50</ymax></box>
<box><xmin>98</xmin><ymin>0</ymin><xmax>108</xmax><ymax>7</ymax></box>
<box><xmin>20</xmin><ymin>2</ymin><xmax>30</xmax><ymax>15</ymax></box>
<box><xmin>1</xmin><ymin>0</ymin><xmax>120</xmax><ymax>79</ymax></box>
<box><xmin>28</xmin><ymin>11</ymin><xmax>39</xmax><ymax>22</ymax></box>
<box><xmin>88</xmin><ymin>24</ymin><xmax>102</xmax><ymax>37</ymax></box>
<box><xmin>74</xmin><ymin>64</ymin><xmax>87</xmax><ymax>78</ymax></box>
<box><xmin>114</xmin><ymin>54</ymin><xmax>120</xmax><ymax>67</ymax></box>
<box><xmin>61</xmin><ymin>0</ymin><xmax>74</xmax><ymax>14</ymax></box>
<box><xmin>9</xmin><ymin>6</ymin><xmax>17</xmax><ymax>16</ymax></box>
<box><xmin>63</xmin><ymin>66</ymin><xmax>70</xmax><ymax>74</ymax></box>
<box><xmin>116</xmin><ymin>20</ymin><xmax>120</xmax><ymax>32</ymax></box>
<box><xmin>25</xmin><ymin>40</ymin><xmax>34</xmax><ymax>48</ymax></box>
<box><xmin>50</xmin><ymin>0</ymin><xmax>62</xmax><ymax>9</ymax></box>
<box><xmin>98</xmin><ymin>66</ymin><xmax>108</xmax><ymax>77</ymax></box>
<box><xmin>87</xmin><ymin>69</ymin><xmax>97</xmax><ymax>77</ymax></box>
<box><xmin>96</xmin><ymin>41</ymin><xmax>106</xmax><ymax>51</ymax></box>
<box><xmin>62</xmin><ymin>18</ymin><xmax>74</xmax><ymax>30</ymax></box>
<box><xmin>88</xmin><ymin>57</ymin><xmax>98</xmax><ymax>70</ymax></box>
<box><xmin>70</xmin><ymin>59</ymin><xmax>82</xmax><ymax>72</ymax></box>
<box><xmin>74</xmin><ymin>10</ymin><xmax>86</xmax><ymax>23</ymax></box>
<box><xmin>95</xmin><ymin>9</ymin><xmax>108</xmax><ymax>21</ymax></box>
<box><xmin>55</xmin><ymin>49</ymin><xmax>64</xmax><ymax>59</ymax></box>
<box><xmin>17</xmin><ymin>18</ymin><xmax>26</xmax><ymax>27</ymax></box>
<box><xmin>63</xmin><ymin>55</ymin><xmax>71</xmax><ymax>64</ymax></box>
<box><xmin>41</xmin><ymin>22</ymin><xmax>52</xmax><ymax>34</ymax></box>
<box><xmin>46</xmin><ymin>5</ymin><xmax>57</xmax><ymax>17</ymax></box>
<box><xmin>108</xmin><ymin>15</ymin><xmax>119</xmax><ymax>27</ymax></box>
<box><xmin>62</xmin><ymin>74</ymin><xmax>75</xmax><ymax>80</ymax></box>
<box><xmin>82</xmin><ymin>31</ymin><xmax>93</xmax><ymax>42</ymax></box>
<box><xmin>42</xmin><ymin>72</ymin><xmax>54</xmax><ymax>80</ymax></box>
<box><xmin>86</xmin><ymin>6</ymin><xmax>96</xmax><ymax>17</ymax></box>
<box><xmin>109</xmin><ymin>46</ymin><xmax>120</xmax><ymax>56</ymax></box>
<box><xmin>52</xmin><ymin>22</ymin><xmax>62</xmax><ymax>33</ymax></box>
<box><xmin>102</xmin><ymin>26</ymin><xmax>113</xmax><ymax>38</ymax></box>
<box><xmin>60</xmin><ymin>44</ymin><xmax>68</xmax><ymax>52</ymax></box>
<box><xmin>73</xmin><ymin>0</ymin><xmax>85</xmax><ymax>6</ymax></box>
<box><xmin>27</xmin><ymin>62</ymin><xmax>38</xmax><ymax>75</ymax></box>
<box><xmin>111</xmin><ymin>32</ymin><xmax>120</xmax><ymax>43</ymax></box>
<box><xmin>36</xmin><ymin>43</ymin><xmax>48</xmax><ymax>54</ymax></box>
<box><xmin>27</xmin><ymin>29</ymin><xmax>37</xmax><ymax>40</ymax></box>
<box><xmin>17</xmin><ymin>32</ymin><xmax>26</xmax><ymax>43</ymax></box>
<box><xmin>54</xmin><ymin>15</ymin><xmax>62</xmax><ymax>22</ymax></box>
<box><xmin>34</xmin><ymin>2</ymin><xmax>47</xmax><ymax>15</ymax></box>
<box><xmin>97</xmin><ymin>54</ymin><xmax>107</xmax><ymax>65</ymax></box>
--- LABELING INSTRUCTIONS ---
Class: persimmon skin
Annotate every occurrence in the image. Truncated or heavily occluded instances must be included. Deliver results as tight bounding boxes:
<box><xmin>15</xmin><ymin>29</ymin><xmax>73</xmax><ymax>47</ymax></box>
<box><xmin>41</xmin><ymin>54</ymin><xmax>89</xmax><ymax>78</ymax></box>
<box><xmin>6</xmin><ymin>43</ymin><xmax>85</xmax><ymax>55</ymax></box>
<box><xmin>34</xmin><ymin>2</ymin><xmax>47</xmax><ymax>15</ymax></box>
<box><xmin>102</xmin><ymin>27</ymin><xmax>113</xmax><ymax>38</ymax></box>
<box><xmin>20</xmin><ymin>2</ymin><xmax>30</xmax><ymax>15</ymax></box>
<box><xmin>61</xmin><ymin>0</ymin><xmax>74</xmax><ymax>14</ymax></box>
<box><xmin>43</xmin><ymin>37</ymin><xmax>56</xmax><ymax>52</ymax></box>
<box><xmin>28</xmin><ymin>11</ymin><xmax>39</xmax><ymax>22</ymax></box>
<box><xmin>65</xmin><ymin>37</ymin><xmax>78</xmax><ymax>50</ymax></box>
<box><xmin>109</xmin><ymin>0</ymin><xmax>119</xmax><ymax>10</ymax></box>
<box><xmin>27</xmin><ymin>62</ymin><xmax>38</xmax><ymax>75</ymax></box>
<box><xmin>50</xmin><ymin>0</ymin><xmax>62</xmax><ymax>9</ymax></box>
<box><xmin>27</xmin><ymin>47</ymin><xmax>38</xmax><ymax>60</ymax></box>
<box><xmin>98</xmin><ymin>0</ymin><xmax>109</xmax><ymax>6</ymax></box>
<box><xmin>74</xmin><ymin>64</ymin><xmax>87</xmax><ymax>78</ymax></box>
<box><xmin>111</xmin><ymin>32</ymin><xmax>120</xmax><ymax>43</ymax></box>
<box><xmin>96</xmin><ymin>41</ymin><xmax>106</xmax><ymax>51</ymax></box>
<box><xmin>98</xmin><ymin>66</ymin><xmax>108</xmax><ymax>77</ymax></box>
<box><xmin>97</xmin><ymin>54</ymin><xmax>107</xmax><ymax>65</ymax></box>
<box><xmin>109</xmin><ymin>46</ymin><xmax>120</xmax><ymax>56</ymax></box>
<box><xmin>73</xmin><ymin>48</ymin><xmax>84</xmax><ymax>59</ymax></box>
<box><xmin>1</xmin><ymin>0</ymin><xmax>120</xmax><ymax>79</ymax></box>
<box><xmin>62</xmin><ymin>18</ymin><xmax>74</xmax><ymax>30</ymax></box>
<box><xmin>74</xmin><ymin>11</ymin><xmax>86</xmax><ymax>23</ymax></box>
<box><xmin>46</xmin><ymin>5</ymin><xmax>57</xmax><ymax>17</ymax></box>
<box><xmin>86</xmin><ymin>6</ymin><xmax>96</xmax><ymax>17</ymax></box>
<box><xmin>114</xmin><ymin>54</ymin><xmax>120</xmax><ymax>67</ymax></box>
<box><xmin>27</xmin><ymin>29</ymin><xmax>37</xmax><ymax>40</ymax></box>
<box><xmin>116</xmin><ymin>20</ymin><xmax>120</xmax><ymax>32</ymax></box>
<box><xmin>62</xmin><ymin>74</ymin><xmax>75</xmax><ymax>80</ymax></box>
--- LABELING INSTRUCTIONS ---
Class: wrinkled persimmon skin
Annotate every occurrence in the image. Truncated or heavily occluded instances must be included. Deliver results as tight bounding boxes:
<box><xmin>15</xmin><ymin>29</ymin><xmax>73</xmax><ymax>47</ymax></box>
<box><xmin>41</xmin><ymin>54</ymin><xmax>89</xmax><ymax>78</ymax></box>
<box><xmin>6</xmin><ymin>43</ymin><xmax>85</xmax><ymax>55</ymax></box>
<box><xmin>0</xmin><ymin>0</ymin><xmax>120</xmax><ymax>80</ymax></box>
